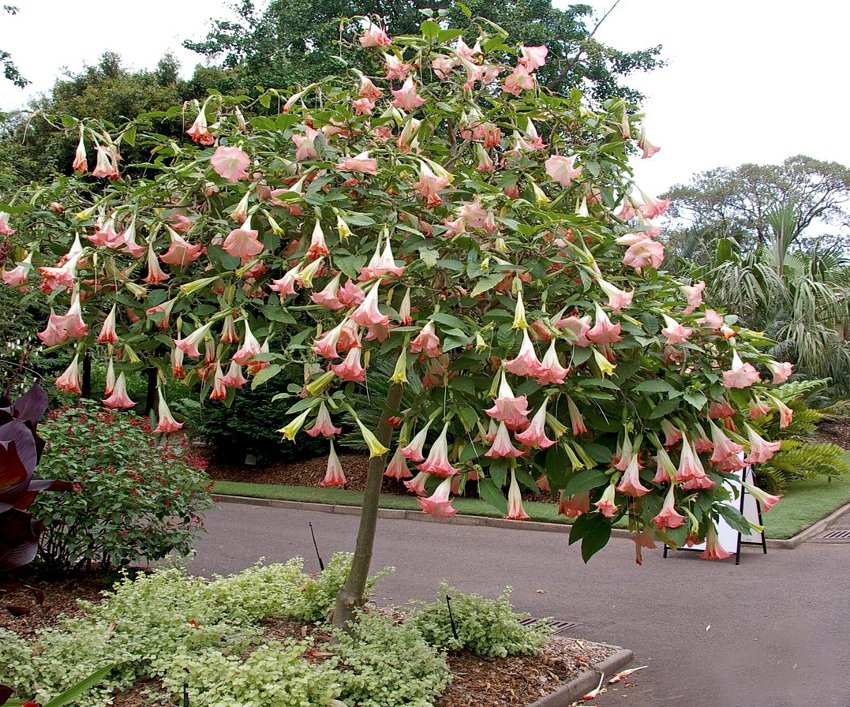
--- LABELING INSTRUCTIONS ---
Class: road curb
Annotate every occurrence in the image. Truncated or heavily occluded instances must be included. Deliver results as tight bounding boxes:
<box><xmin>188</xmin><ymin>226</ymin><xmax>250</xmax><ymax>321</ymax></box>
<box><xmin>528</xmin><ymin>648</ymin><xmax>634</xmax><ymax>706</ymax></box>
<box><xmin>215</xmin><ymin>493</ymin><xmax>850</xmax><ymax>548</ymax></box>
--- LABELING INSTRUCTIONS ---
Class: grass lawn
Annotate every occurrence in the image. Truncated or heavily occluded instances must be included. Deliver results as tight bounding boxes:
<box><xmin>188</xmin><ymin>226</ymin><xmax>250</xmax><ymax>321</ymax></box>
<box><xmin>214</xmin><ymin>456</ymin><xmax>850</xmax><ymax>540</ymax></box>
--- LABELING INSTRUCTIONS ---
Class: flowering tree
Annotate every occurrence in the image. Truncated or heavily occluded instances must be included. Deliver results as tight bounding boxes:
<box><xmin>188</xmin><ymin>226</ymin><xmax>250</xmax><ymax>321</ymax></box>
<box><xmin>1</xmin><ymin>14</ymin><xmax>788</xmax><ymax>627</ymax></box>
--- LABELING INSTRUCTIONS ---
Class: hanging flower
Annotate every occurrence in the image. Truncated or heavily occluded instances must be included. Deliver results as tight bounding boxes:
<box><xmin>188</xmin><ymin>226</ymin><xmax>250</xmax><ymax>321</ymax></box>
<box><xmin>505</xmin><ymin>329</ymin><xmax>543</xmax><ymax>377</ymax></box>
<box><xmin>103</xmin><ymin>372</ymin><xmax>136</xmax><ymax>410</ymax></box>
<box><xmin>154</xmin><ymin>390</ymin><xmax>184</xmax><ymax>433</ymax></box>
<box><xmin>651</xmin><ymin>485</ymin><xmax>686</xmax><ymax>530</ymax></box>
<box><xmin>681</xmin><ymin>281</ymin><xmax>705</xmax><ymax>314</ymax></box>
<box><xmin>331</xmin><ymin>346</ymin><xmax>367</xmax><ymax>382</ymax></box>
<box><xmin>359</xmin><ymin>20</ymin><xmax>391</xmax><ymax>47</ymax></box>
<box><xmin>699</xmin><ymin>524</ymin><xmax>733</xmax><ymax>561</ymax></box>
<box><xmin>586</xmin><ymin>304</ymin><xmax>622</xmax><ymax>345</ymax></box>
<box><xmin>92</xmin><ymin>145</ymin><xmax>120</xmax><ymax>179</ymax></box>
<box><xmin>722</xmin><ymin>350</ymin><xmax>760</xmax><ymax>389</ymax></box>
<box><xmin>418</xmin><ymin>423</ymin><xmax>459</xmax><ymax>477</ymax></box>
<box><xmin>514</xmin><ymin>400</ymin><xmax>555</xmax><ymax>449</ymax></box>
<box><xmin>597</xmin><ymin>277</ymin><xmax>633</xmax><ymax>312</ymax></box>
<box><xmin>484</xmin><ymin>371</ymin><xmax>530</xmax><ymax>430</ymax></box>
<box><xmin>544</xmin><ymin>155</ymin><xmax>581</xmax><ymax>187</ymax></box>
<box><xmin>616</xmin><ymin>451</ymin><xmax>651</xmax><ymax>497</ymax></box>
<box><xmin>211</xmin><ymin>145</ymin><xmax>250</xmax><ymax>183</ymax></box>
<box><xmin>404</xmin><ymin>471</ymin><xmax>431</xmax><ymax>496</ymax></box>
<box><xmin>55</xmin><ymin>354</ymin><xmax>82</xmax><ymax>394</ymax></box>
<box><xmin>767</xmin><ymin>360</ymin><xmax>794</xmax><ymax>384</ymax></box>
<box><xmin>186</xmin><ymin>108</ymin><xmax>215</xmax><ymax>145</ymax></box>
<box><xmin>350</xmin><ymin>283</ymin><xmax>390</xmax><ymax>327</ymax></box>
<box><xmin>505</xmin><ymin>470</ymin><xmax>530</xmax><ymax>520</ymax></box>
<box><xmin>223</xmin><ymin>217</ymin><xmax>263</xmax><ymax>263</ymax></box>
<box><xmin>391</xmin><ymin>77</ymin><xmax>426</xmax><ymax>111</ymax></box>
<box><xmin>699</xmin><ymin>309</ymin><xmax>724</xmax><ymax>330</ymax></box>
<box><xmin>559</xmin><ymin>490</ymin><xmax>590</xmax><ymax>518</ymax></box>
<box><xmin>96</xmin><ymin>304</ymin><xmax>118</xmax><ymax>344</ymax></box>
<box><xmin>413</xmin><ymin>162</ymin><xmax>451</xmax><ymax>206</ymax></box>
<box><xmin>174</xmin><ymin>321</ymin><xmax>213</xmax><ymax>358</ymax></box>
<box><xmin>661</xmin><ymin>315</ymin><xmax>693</xmax><ymax>345</ymax></box>
<box><xmin>38</xmin><ymin>292</ymin><xmax>88</xmax><ymax>346</ymax></box>
<box><xmin>743</xmin><ymin>425</ymin><xmax>781</xmax><ymax>464</ymax></box>
<box><xmin>485</xmin><ymin>421</ymin><xmax>525</xmax><ymax>458</ymax></box>
<box><xmin>231</xmin><ymin>320</ymin><xmax>261</xmax><ymax>365</ymax></box>
<box><xmin>402</xmin><ymin>421</ymin><xmax>432</xmax><ymax>462</ymax></box>
<box><xmin>292</xmin><ymin>125</ymin><xmax>320</xmax><ymax>162</ymax></box>
<box><xmin>594</xmin><ymin>483</ymin><xmax>619</xmax><ymax>518</ymax></box>
<box><xmin>335</xmin><ymin>151</ymin><xmax>378</xmax><ymax>175</ymax></box>
<box><xmin>319</xmin><ymin>441</ymin><xmax>347</xmax><ymax>487</ymax></box>
<box><xmin>72</xmin><ymin>134</ymin><xmax>88</xmax><ymax>173</ymax></box>
<box><xmin>385</xmin><ymin>447</ymin><xmax>413</xmax><ymax>480</ymax></box>
<box><xmin>418</xmin><ymin>476</ymin><xmax>457</xmax><ymax>518</ymax></box>
<box><xmin>160</xmin><ymin>227</ymin><xmax>203</xmax><ymax>267</ymax></box>
<box><xmin>3</xmin><ymin>252</ymin><xmax>32</xmax><ymax>288</ymax></box>
<box><xmin>518</xmin><ymin>45</ymin><xmax>548</xmax><ymax>71</ymax></box>
<box><xmin>311</xmin><ymin>273</ymin><xmax>344</xmax><ymax>310</ymax></box>
<box><xmin>221</xmin><ymin>361</ymin><xmax>249</xmax><ymax>388</ymax></box>
<box><xmin>741</xmin><ymin>480</ymin><xmax>781</xmax><ymax>512</ymax></box>
<box><xmin>567</xmin><ymin>396</ymin><xmax>588</xmax><ymax>436</ymax></box>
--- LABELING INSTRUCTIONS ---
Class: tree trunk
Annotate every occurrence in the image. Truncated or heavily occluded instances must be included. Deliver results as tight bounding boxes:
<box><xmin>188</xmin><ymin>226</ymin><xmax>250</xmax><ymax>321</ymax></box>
<box><xmin>81</xmin><ymin>352</ymin><xmax>92</xmax><ymax>398</ymax></box>
<box><xmin>332</xmin><ymin>382</ymin><xmax>403</xmax><ymax>629</ymax></box>
<box><xmin>144</xmin><ymin>367</ymin><xmax>157</xmax><ymax>414</ymax></box>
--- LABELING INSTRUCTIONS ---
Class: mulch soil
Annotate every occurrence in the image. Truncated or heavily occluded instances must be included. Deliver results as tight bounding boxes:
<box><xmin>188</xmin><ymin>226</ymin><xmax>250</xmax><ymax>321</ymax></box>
<box><xmin>813</xmin><ymin>417</ymin><xmax>850</xmax><ymax>450</ymax></box>
<box><xmin>3</xmin><ymin>577</ymin><xmax>619</xmax><ymax>707</ymax></box>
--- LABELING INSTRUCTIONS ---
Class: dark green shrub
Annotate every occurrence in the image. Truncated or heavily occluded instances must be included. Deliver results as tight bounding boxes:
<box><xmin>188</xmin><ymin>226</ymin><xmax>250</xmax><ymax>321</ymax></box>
<box><xmin>32</xmin><ymin>402</ymin><xmax>214</xmax><ymax>573</ymax></box>
<box><xmin>183</xmin><ymin>375</ymin><xmax>326</xmax><ymax>465</ymax></box>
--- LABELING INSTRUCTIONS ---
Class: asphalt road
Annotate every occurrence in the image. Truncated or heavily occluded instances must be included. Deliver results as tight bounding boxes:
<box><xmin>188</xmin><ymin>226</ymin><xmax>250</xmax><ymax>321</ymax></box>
<box><xmin>191</xmin><ymin>503</ymin><xmax>850</xmax><ymax>707</ymax></box>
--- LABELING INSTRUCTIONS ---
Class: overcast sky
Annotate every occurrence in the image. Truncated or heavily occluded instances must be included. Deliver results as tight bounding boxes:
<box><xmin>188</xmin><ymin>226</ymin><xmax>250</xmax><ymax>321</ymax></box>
<box><xmin>1</xmin><ymin>1</ymin><xmax>848</xmax><ymax>196</ymax></box>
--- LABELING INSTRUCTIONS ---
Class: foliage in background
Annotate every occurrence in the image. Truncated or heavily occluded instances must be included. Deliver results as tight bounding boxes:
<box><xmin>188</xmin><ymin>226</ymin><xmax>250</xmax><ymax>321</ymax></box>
<box><xmin>184</xmin><ymin>373</ymin><xmax>327</xmax><ymax>464</ymax></box>
<box><xmin>749</xmin><ymin>379</ymin><xmax>850</xmax><ymax>492</ymax></box>
<box><xmin>410</xmin><ymin>583</ymin><xmax>550</xmax><ymax>657</ymax></box>
<box><xmin>185</xmin><ymin>0</ymin><xmax>662</xmax><ymax>102</ymax></box>
<box><xmin>32</xmin><ymin>402</ymin><xmax>213</xmax><ymax>573</ymax></box>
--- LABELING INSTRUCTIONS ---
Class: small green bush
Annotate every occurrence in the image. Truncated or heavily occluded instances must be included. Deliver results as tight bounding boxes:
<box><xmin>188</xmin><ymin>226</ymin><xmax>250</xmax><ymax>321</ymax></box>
<box><xmin>333</xmin><ymin>610</ymin><xmax>451</xmax><ymax>707</ymax></box>
<box><xmin>32</xmin><ymin>402</ymin><xmax>214</xmax><ymax>573</ymax></box>
<box><xmin>163</xmin><ymin>641</ymin><xmax>342</xmax><ymax>707</ymax></box>
<box><xmin>409</xmin><ymin>583</ymin><xmax>551</xmax><ymax>658</ymax></box>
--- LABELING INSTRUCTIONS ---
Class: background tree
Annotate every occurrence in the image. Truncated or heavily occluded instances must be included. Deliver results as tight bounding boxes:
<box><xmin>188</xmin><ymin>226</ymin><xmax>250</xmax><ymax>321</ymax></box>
<box><xmin>184</xmin><ymin>0</ymin><xmax>662</xmax><ymax>101</ymax></box>
<box><xmin>663</xmin><ymin>155</ymin><xmax>850</xmax><ymax>254</ymax></box>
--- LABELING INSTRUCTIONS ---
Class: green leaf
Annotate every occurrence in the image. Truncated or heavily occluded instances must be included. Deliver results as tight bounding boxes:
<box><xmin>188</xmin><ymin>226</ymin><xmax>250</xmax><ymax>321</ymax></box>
<box><xmin>563</xmin><ymin>468</ymin><xmax>609</xmax><ymax>497</ymax></box>
<box><xmin>489</xmin><ymin>458</ymin><xmax>509</xmax><ymax>488</ymax></box>
<box><xmin>717</xmin><ymin>504</ymin><xmax>752</xmax><ymax>535</ymax></box>
<box><xmin>251</xmin><ymin>364</ymin><xmax>281</xmax><ymax>389</ymax></box>
<box><xmin>477</xmin><ymin>478</ymin><xmax>507</xmax><ymax>514</ymax></box>
<box><xmin>261</xmin><ymin>304</ymin><xmax>296</xmax><ymax>324</ymax></box>
<box><xmin>544</xmin><ymin>445</ymin><xmax>570</xmax><ymax>491</ymax></box>
<box><xmin>470</xmin><ymin>273</ymin><xmax>505</xmax><ymax>298</ymax></box>
<box><xmin>122</xmin><ymin>125</ymin><xmax>136</xmax><ymax>147</ymax></box>
<box><xmin>633</xmin><ymin>380</ymin><xmax>676</xmax><ymax>394</ymax></box>
<box><xmin>44</xmin><ymin>664</ymin><xmax>120</xmax><ymax>707</ymax></box>
<box><xmin>683</xmin><ymin>391</ymin><xmax>708</xmax><ymax>409</ymax></box>
<box><xmin>648</xmin><ymin>398</ymin><xmax>680</xmax><ymax>419</ymax></box>
<box><xmin>336</xmin><ymin>254</ymin><xmax>367</xmax><ymax>280</ymax></box>
<box><xmin>456</xmin><ymin>1</ymin><xmax>472</xmax><ymax>17</ymax></box>
<box><xmin>419</xmin><ymin>247</ymin><xmax>439</xmax><ymax>267</ymax></box>
<box><xmin>421</xmin><ymin>19</ymin><xmax>440</xmax><ymax>38</ymax></box>
<box><xmin>581</xmin><ymin>378</ymin><xmax>620</xmax><ymax>390</ymax></box>
<box><xmin>432</xmin><ymin>312</ymin><xmax>467</xmax><ymax>330</ymax></box>
<box><xmin>448</xmin><ymin>376</ymin><xmax>476</xmax><ymax>394</ymax></box>
<box><xmin>581</xmin><ymin>522</ymin><xmax>612</xmax><ymax>562</ymax></box>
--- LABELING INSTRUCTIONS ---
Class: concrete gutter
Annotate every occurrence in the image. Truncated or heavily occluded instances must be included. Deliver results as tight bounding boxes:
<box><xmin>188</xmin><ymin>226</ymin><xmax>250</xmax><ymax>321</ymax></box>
<box><xmin>215</xmin><ymin>493</ymin><xmax>850</xmax><ymax>549</ymax></box>
<box><xmin>528</xmin><ymin>648</ymin><xmax>634</xmax><ymax>707</ymax></box>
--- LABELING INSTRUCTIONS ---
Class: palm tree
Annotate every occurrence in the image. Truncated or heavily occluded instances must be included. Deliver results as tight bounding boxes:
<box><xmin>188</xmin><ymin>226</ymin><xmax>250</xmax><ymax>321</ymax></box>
<box><xmin>698</xmin><ymin>206</ymin><xmax>850</xmax><ymax>391</ymax></box>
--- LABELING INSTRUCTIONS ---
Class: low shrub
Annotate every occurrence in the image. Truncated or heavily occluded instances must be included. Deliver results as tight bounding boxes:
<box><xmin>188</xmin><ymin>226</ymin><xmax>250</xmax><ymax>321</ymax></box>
<box><xmin>163</xmin><ymin>641</ymin><xmax>341</xmax><ymax>707</ymax></box>
<box><xmin>32</xmin><ymin>402</ymin><xmax>214</xmax><ymax>573</ymax></box>
<box><xmin>333</xmin><ymin>610</ymin><xmax>451</xmax><ymax>707</ymax></box>
<box><xmin>409</xmin><ymin>583</ymin><xmax>551</xmax><ymax>658</ymax></box>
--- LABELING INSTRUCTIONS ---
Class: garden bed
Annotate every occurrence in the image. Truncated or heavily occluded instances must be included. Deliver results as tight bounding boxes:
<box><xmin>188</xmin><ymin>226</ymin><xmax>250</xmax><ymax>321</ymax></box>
<box><xmin>1</xmin><ymin>563</ymin><xmax>624</xmax><ymax>707</ymax></box>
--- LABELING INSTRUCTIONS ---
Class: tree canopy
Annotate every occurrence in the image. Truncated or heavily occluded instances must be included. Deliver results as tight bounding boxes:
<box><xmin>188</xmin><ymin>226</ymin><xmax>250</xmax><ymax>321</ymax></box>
<box><xmin>184</xmin><ymin>0</ymin><xmax>662</xmax><ymax>102</ymax></box>
<box><xmin>663</xmin><ymin>155</ymin><xmax>850</xmax><ymax>255</ymax></box>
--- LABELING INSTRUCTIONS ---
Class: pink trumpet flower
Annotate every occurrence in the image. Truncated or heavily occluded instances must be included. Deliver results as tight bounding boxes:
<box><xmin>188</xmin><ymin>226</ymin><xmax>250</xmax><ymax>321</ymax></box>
<box><xmin>292</xmin><ymin>125</ymin><xmax>320</xmax><ymax>162</ymax></box>
<box><xmin>186</xmin><ymin>108</ymin><xmax>215</xmax><ymax>145</ymax></box>
<box><xmin>651</xmin><ymin>485</ymin><xmax>686</xmax><ymax>530</ymax></box>
<box><xmin>209</xmin><ymin>361</ymin><xmax>227</xmax><ymax>400</ymax></box>
<box><xmin>413</xmin><ymin>163</ymin><xmax>451</xmax><ymax>206</ymax></box>
<box><xmin>534</xmin><ymin>340</ymin><xmax>569</xmax><ymax>385</ymax></box>
<box><xmin>331</xmin><ymin>345</ymin><xmax>366</xmax><ymax>382</ymax></box>
<box><xmin>767</xmin><ymin>360</ymin><xmax>794</xmax><ymax>384</ymax></box>
<box><xmin>637</xmin><ymin>190</ymin><xmax>671</xmax><ymax>219</ymax></box>
<box><xmin>72</xmin><ymin>134</ymin><xmax>88</xmax><ymax>173</ymax></box>
<box><xmin>145</xmin><ymin>241</ymin><xmax>170</xmax><ymax>284</ymax></box>
<box><xmin>320</xmin><ymin>441</ymin><xmax>347</xmax><ymax>487</ymax></box>
<box><xmin>398</xmin><ymin>289</ymin><xmax>412</xmax><ymax>325</ymax></box>
<box><xmin>55</xmin><ymin>354</ymin><xmax>82</xmax><ymax>394</ymax></box>
<box><xmin>174</xmin><ymin>321</ymin><xmax>213</xmax><ymax>358</ymax></box>
<box><xmin>559</xmin><ymin>490</ymin><xmax>590</xmax><ymax>518</ymax></box>
<box><xmin>544</xmin><ymin>154</ymin><xmax>581</xmax><ymax>187</ymax></box>
<box><xmin>682</xmin><ymin>281</ymin><xmax>706</xmax><ymax>314</ymax></box>
<box><xmin>2</xmin><ymin>252</ymin><xmax>32</xmax><ymax>288</ymax></box>
<box><xmin>401</xmin><ymin>421</ymin><xmax>432</xmax><ymax>463</ymax></box>
<box><xmin>708</xmin><ymin>419</ymin><xmax>744</xmax><ymax>464</ymax></box>
<box><xmin>675</xmin><ymin>437</ymin><xmax>707</xmax><ymax>484</ymax></box>
<box><xmin>622</xmin><ymin>235</ymin><xmax>664</xmax><ymax>272</ymax></box>
<box><xmin>586</xmin><ymin>304</ymin><xmax>622</xmax><ymax>345</ymax></box>
<box><xmin>699</xmin><ymin>524</ymin><xmax>733</xmax><ymax>561</ymax></box>
<box><xmin>119</xmin><ymin>221</ymin><xmax>145</xmax><ymax>258</ymax></box>
<box><xmin>391</xmin><ymin>77</ymin><xmax>426</xmax><ymax>111</ymax></box>
<box><xmin>312</xmin><ymin>320</ymin><xmax>347</xmax><ymax>359</ymax></box>
<box><xmin>88</xmin><ymin>217</ymin><xmax>121</xmax><ymax>247</ymax></box>
<box><xmin>220</xmin><ymin>315</ymin><xmax>239</xmax><ymax>343</ymax></box>
<box><xmin>519</xmin><ymin>45</ymin><xmax>548</xmax><ymax>71</ymax></box>
<box><xmin>555</xmin><ymin>314</ymin><xmax>591</xmax><ymax>347</ymax></box>
<box><xmin>154</xmin><ymin>390</ymin><xmax>184</xmax><ymax>433</ymax></box>
<box><xmin>359</xmin><ymin>236</ymin><xmax>405</xmax><ymax>280</ymax></box>
<box><xmin>661</xmin><ymin>315</ymin><xmax>692</xmax><ymax>345</ymax></box>
<box><xmin>722</xmin><ymin>350</ymin><xmax>760</xmax><ymax>389</ymax></box>
<box><xmin>211</xmin><ymin>145</ymin><xmax>250</xmax><ymax>183</ymax></box>
<box><xmin>506</xmin><ymin>470</ymin><xmax>530</xmax><ymax>520</ymax></box>
<box><xmin>359</xmin><ymin>20</ymin><xmax>391</xmax><ymax>48</ymax></box>
<box><xmin>223</xmin><ymin>217</ymin><xmax>263</xmax><ymax>263</ymax></box>
<box><xmin>221</xmin><ymin>361</ymin><xmax>248</xmax><ymax>388</ymax></box>
<box><xmin>660</xmin><ymin>419</ymin><xmax>682</xmax><ymax>447</ymax></box>
<box><xmin>38</xmin><ymin>292</ymin><xmax>88</xmax><ymax>346</ymax></box>
<box><xmin>742</xmin><ymin>480</ymin><xmax>781</xmax><ymax>512</ymax></box>
<box><xmin>338</xmin><ymin>279</ymin><xmax>365</xmax><ymax>307</ymax></box>
<box><xmin>652</xmin><ymin>446</ymin><xmax>677</xmax><ymax>483</ymax></box>
<box><xmin>404</xmin><ymin>471</ymin><xmax>431</xmax><ymax>496</ymax></box>
<box><xmin>616</xmin><ymin>451</ymin><xmax>651</xmax><ymax>497</ymax></box>
<box><xmin>485</xmin><ymin>421</ymin><xmax>525</xmax><ymax>458</ymax></box>
<box><xmin>231</xmin><ymin>320</ymin><xmax>261</xmax><ymax>365</ymax></box>
<box><xmin>418</xmin><ymin>423</ymin><xmax>460</xmax><ymax>477</ymax></box>
<box><xmin>335</xmin><ymin>151</ymin><xmax>378</xmax><ymax>175</ymax></box>
<box><xmin>637</xmin><ymin>126</ymin><xmax>661</xmax><ymax>159</ymax></box>
<box><xmin>484</xmin><ymin>371</ymin><xmax>530</xmax><ymax>431</ymax></box>
<box><xmin>96</xmin><ymin>304</ymin><xmax>118</xmax><ymax>344</ymax></box>
<box><xmin>502</xmin><ymin>65</ymin><xmax>534</xmax><ymax>95</ymax></box>
<box><xmin>693</xmin><ymin>424</ymin><xmax>714</xmax><ymax>454</ymax></box>
<box><xmin>514</xmin><ymin>400</ymin><xmax>555</xmax><ymax>449</ymax></box>
<box><xmin>410</xmin><ymin>321</ymin><xmax>442</xmax><ymax>357</ymax></box>
<box><xmin>505</xmin><ymin>329</ymin><xmax>543</xmax><ymax>377</ymax></box>
<box><xmin>383</xmin><ymin>54</ymin><xmax>413</xmax><ymax>81</ymax></box>
<box><xmin>567</xmin><ymin>396</ymin><xmax>588</xmax><ymax>436</ymax></box>
<box><xmin>171</xmin><ymin>345</ymin><xmax>185</xmax><ymax>379</ymax></box>
<box><xmin>699</xmin><ymin>309</ymin><xmax>724</xmax><ymax>330</ymax></box>
<box><xmin>307</xmin><ymin>220</ymin><xmax>330</xmax><ymax>259</ymax></box>
<box><xmin>743</xmin><ymin>425</ymin><xmax>781</xmax><ymax>464</ymax></box>
<box><xmin>160</xmin><ymin>227</ymin><xmax>203</xmax><ymax>266</ymax></box>
<box><xmin>384</xmin><ymin>447</ymin><xmax>413</xmax><ymax>480</ymax></box>
<box><xmin>350</xmin><ymin>283</ymin><xmax>390</xmax><ymax>327</ymax></box>
<box><xmin>613</xmin><ymin>434</ymin><xmax>634</xmax><ymax>472</ymax></box>
<box><xmin>311</xmin><ymin>273</ymin><xmax>344</xmax><ymax>310</ymax></box>
<box><xmin>92</xmin><ymin>145</ymin><xmax>119</xmax><ymax>179</ymax></box>
<box><xmin>767</xmin><ymin>394</ymin><xmax>794</xmax><ymax>429</ymax></box>
<box><xmin>306</xmin><ymin>402</ymin><xmax>342</xmax><ymax>438</ymax></box>
<box><xmin>594</xmin><ymin>483</ymin><xmax>619</xmax><ymax>519</ymax></box>
<box><xmin>597</xmin><ymin>277</ymin><xmax>633</xmax><ymax>312</ymax></box>
<box><xmin>103</xmin><ymin>372</ymin><xmax>136</xmax><ymax>410</ymax></box>
<box><xmin>104</xmin><ymin>358</ymin><xmax>116</xmax><ymax>396</ymax></box>
<box><xmin>358</xmin><ymin>75</ymin><xmax>382</xmax><ymax>100</ymax></box>
<box><xmin>270</xmin><ymin>263</ymin><xmax>302</xmax><ymax>297</ymax></box>
<box><xmin>418</xmin><ymin>476</ymin><xmax>457</xmax><ymax>518</ymax></box>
